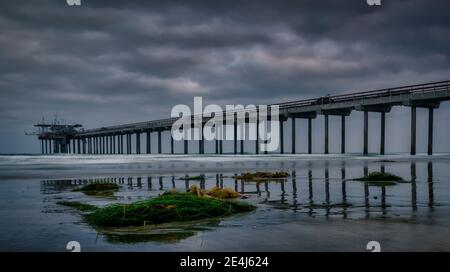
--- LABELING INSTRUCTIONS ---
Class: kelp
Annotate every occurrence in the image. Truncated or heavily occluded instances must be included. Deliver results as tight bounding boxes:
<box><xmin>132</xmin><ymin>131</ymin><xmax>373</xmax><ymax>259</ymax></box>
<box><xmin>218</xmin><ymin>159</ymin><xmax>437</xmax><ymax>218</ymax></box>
<box><xmin>59</xmin><ymin>191</ymin><xmax>255</xmax><ymax>227</ymax></box>
<box><xmin>73</xmin><ymin>183</ymin><xmax>120</xmax><ymax>196</ymax></box>
<box><xmin>234</xmin><ymin>171</ymin><xmax>290</xmax><ymax>181</ymax></box>
<box><xmin>354</xmin><ymin>171</ymin><xmax>404</xmax><ymax>186</ymax></box>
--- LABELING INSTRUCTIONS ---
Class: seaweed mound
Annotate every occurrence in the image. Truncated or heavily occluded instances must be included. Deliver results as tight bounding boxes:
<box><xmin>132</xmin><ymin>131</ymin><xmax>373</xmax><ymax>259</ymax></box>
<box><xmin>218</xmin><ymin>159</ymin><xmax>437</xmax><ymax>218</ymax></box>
<box><xmin>354</xmin><ymin>171</ymin><xmax>404</xmax><ymax>186</ymax></box>
<box><xmin>234</xmin><ymin>171</ymin><xmax>289</xmax><ymax>181</ymax></box>
<box><xmin>179</xmin><ymin>175</ymin><xmax>205</xmax><ymax>181</ymax></box>
<box><xmin>355</xmin><ymin>172</ymin><xmax>403</xmax><ymax>182</ymax></box>
<box><xmin>83</xmin><ymin>192</ymin><xmax>255</xmax><ymax>227</ymax></box>
<box><xmin>73</xmin><ymin>183</ymin><xmax>120</xmax><ymax>196</ymax></box>
<box><xmin>188</xmin><ymin>185</ymin><xmax>240</xmax><ymax>199</ymax></box>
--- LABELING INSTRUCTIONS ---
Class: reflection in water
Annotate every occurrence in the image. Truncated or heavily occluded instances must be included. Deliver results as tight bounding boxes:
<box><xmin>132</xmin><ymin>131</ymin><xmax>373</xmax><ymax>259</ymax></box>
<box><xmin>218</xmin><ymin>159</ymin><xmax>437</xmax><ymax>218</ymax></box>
<box><xmin>41</xmin><ymin>160</ymin><xmax>438</xmax><ymax>244</ymax></box>
<box><xmin>100</xmin><ymin>219</ymin><xmax>221</xmax><ymax>244</ymax></box>
<box><xmin>105</xmin><ymin>231</ymin><xmax>196</xmax><ymax>244</ymax></box>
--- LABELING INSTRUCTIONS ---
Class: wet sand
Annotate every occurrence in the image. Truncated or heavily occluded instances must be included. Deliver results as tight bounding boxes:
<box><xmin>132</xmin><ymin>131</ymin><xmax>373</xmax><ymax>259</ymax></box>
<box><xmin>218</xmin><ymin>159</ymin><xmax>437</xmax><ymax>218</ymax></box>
<box><xmin>0</xmin><ymin>154</ymin><xmax>449</xmax><ymax>251</ymax></box>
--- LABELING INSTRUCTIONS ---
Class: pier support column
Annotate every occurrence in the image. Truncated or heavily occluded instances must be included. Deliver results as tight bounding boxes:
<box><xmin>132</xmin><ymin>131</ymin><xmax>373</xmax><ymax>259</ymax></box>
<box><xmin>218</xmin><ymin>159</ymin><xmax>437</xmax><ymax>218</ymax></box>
<box><xmin>158</xmin><ymin>131</ymin><xmax>162</xmax><ymax>154</ymax></box>
<box><xmin>234</xmin><ymin>113</ymin><xmax>237</xmax><ymax>155</ymax></box>
<box><xmin>115</xmin><ymin>135</ymin><xmax>119</xmax><ymax>154</ymax></box>
<box><xmin>363</xmin><ymin>111</ymin><xmax>368</xmax><ymax>155</ymax></box>
<box><xmin>411</xmin><ymin>106</ymin><xmax>416</xmax><ymax>155</ymax></box>
<box><xmin>72</xmin><ymin>139</ymin><xmax>76</xmax><ymax>154</ymax></box>
<box><xmin>104</xmin><ymin>136</ymin><xmax>107</xmax><ymax>154</ymax></box>
<box><xmin>129</xmin><ymin>134</ymin><xmax>132</xmax><ymax>154</ymax></box>
<box><xmin>99</xmin><ymin>136</ymin><xmax>102</xmax><ymax>154</ymax></box>
<box><xmin>110</xmin><ymin>135</ymin><xmax>113</xmax><ymax>154</ymax></box>
<box><xmin>82</xmin><ymin>138</ymin><xmax>86</xmax><ymax>154</ymax></box>
<box><xmin>428</xmin><ymin>108</ymin><xmax>434</xmax><ymax>155</ymax></box>
<box><xmin>98</xmin><ymin>136</ymin><xmax>101</xmax><ymax>154</ymax></box>
<box><xmin>308</xmin><ymin>118</ymin><xmax>312</xmax><ymax>154</ymax></box>
<box><xmin>341</xmin><ymin>116</ymin><xmax>346</xmax><ymax>154</ymax></box>
<box><xmin>380</xmin><ymin>112</ymin><xmax>385</xmax><ymax>155</ymax></box>
<box><xmin>220</xmin><ymin>118</ymin><xmax>224</xmax><ymax>154</ymax></box>
<box><xmin>136</xmin><ymin>132</ymin><xmax>141</xmax><ymax>154</ymax></box>
<box><xmin>119</xmin><ymin>134</ymin><xmax>123</xmax><ymax>154</ymax></box>
<box><xmin>324</xmin><ymin>115</ymin><xmax>329</xmax><ymax>154</ymax></box>
<box><xmin>77</xmin><ymin>139</ymin><xmax>81</xmax><ymax>154</ymax></box>
<box><xmin>41</xmin><ymin>140</ymin><xmax>44</xmax><ymax>154</ymax></box>
<box><xmin>171</xmin><ymin>133</ymin><xmax>174</xmax><ymax>154</ymax></box>
<box><xmin>199</xmin><ymin>123</ymin><xmax>204</xmax><ymax>154</ymax></box>
<box><xmin>279</xmin><ymin>119</ymin><xmax>284</xmax><ymax>154</ymax></box>
<box><xmin>146</xmin><ymin>131</ymin><xmax>151</xmax><ymax>154</ymax></box>
<box><xmin>256</xmin><ymin>116</ymin><xmax>259</xmax><ymax>154</ymax></box>
<box><xmin>126</xmin><ymin>134</ymin><xmax>130</xmax><ymax>154</ymax></box>
<box><xmin>111</xmin><ymin>135</ymin><xmax>116</xmax><ymax>154</ymax></box>
<box><xmin>291</xmin><ymin>118</ymin><xmax>296</xmax><ymax>154</ymax></box>
<box><xmin>107</xmin><ymin>136</ymin><xmax>109</xmax><ymax>154</ymax></box>
<box><xmin>240</xmin><ymin>122</ymin><xmax>244</xmax><ymax>155</ymax></box>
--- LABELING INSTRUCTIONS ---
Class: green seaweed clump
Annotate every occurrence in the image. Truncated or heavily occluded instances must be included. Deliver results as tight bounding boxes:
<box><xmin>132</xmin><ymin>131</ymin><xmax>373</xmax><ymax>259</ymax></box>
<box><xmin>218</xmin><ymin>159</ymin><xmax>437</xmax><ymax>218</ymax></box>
<box><xmin>84</xmin><ymin>192</ymin><xmax>255</xmax><ymax>227</ymax></box>
<box><xmin>57</xmin><ymin>201</ymin><xmax>98</xmax><ymax>212</ymax></box>
<box><xmin>179</xmin><ymin>175</ymin><xmax>205</xmax><ymax>181</ymax></box>
<box><xmin>234</xmin><ymin>171</ymin><xmax>290</xmax><ymax>181</ymax></box>
<box><xmin>73</xmin><ymin>183</ymin><xmax>120</xmax><ymax>196</ymax></box>
<box><xmin>355</xmin><ymin>171</ymin><xmax>404</xmax><ymax>186</ymax></box>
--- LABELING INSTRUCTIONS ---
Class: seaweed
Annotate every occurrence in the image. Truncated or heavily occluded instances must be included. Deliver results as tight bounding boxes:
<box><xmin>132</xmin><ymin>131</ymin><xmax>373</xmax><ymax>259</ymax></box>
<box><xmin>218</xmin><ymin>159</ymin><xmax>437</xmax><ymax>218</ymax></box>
<box><xmin>355</xmin><ymin>172</ymin><xmax>404</xmax><ymax>182</ymax></box>
<box><xmin>354</xmin><ymin>171</ymin><xmax>404</xmax><ymax>186</ymax></box>
<box><xmin>72</xmin><ymin>183</ymin><xmax>120</xmax><ymax>196</ymax></box>
<box><xmin>234</xmin><ymin>171</ymin><xmax>290</xmax><ymax>181</ymax></box>
<box><xmin>58</xmin><ymin>191</ymin><xmax>255</xmax><ymax>227</ymax></box>
<box><xmin>188</xmin><ymin>185</ymin><xmax>240</xmax><ymax>199</ymax></box>
<box><xmin>179</xmin><ymin>175</ymin><xmax>205</xmax><ymax>181</ymax></box>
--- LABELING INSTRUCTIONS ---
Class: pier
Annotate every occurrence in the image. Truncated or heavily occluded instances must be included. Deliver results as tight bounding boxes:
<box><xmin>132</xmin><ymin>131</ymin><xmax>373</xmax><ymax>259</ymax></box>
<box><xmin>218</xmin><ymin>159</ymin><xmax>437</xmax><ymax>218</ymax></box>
<box><xmin>33</xmin><ymin>80</ymin><xmax>450</xmax><ymax>155</ymax></box>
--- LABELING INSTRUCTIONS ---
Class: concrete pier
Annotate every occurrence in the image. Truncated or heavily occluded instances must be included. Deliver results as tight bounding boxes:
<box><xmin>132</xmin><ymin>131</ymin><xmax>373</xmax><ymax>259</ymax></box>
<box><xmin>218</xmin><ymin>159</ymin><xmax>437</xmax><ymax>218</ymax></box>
<box><xmin>324</xmin><ymin>114</ymin><xmax>329</xmax><ymax>154</ymax></box>
<box><xmin>33</xmin><ymin>80</ymin><xmax>450</xmax><ymax>156</ymax></box>
<box><xmin>411</xmin><ymin>106</ymin><xmax>416</xmax><ymax>155</ymax></box>
<box><xmin>428</xmin><ymin>108</ymin><xmax>434</xmax><ymax>155</ymax></box>
<box><xmin>308</xmin><ymin>118</ymin><xmax>312</xmax><ymax>154</ymax></box>
<box><xmin>158</xmin><ymin>130</ymin><xmax>162</xmax><ymax>154</ymax></box>
<box><xmin>291</xmin><ymin>117</ymin><xmax>296</xmax><ymax>154</ymax></box>
<box><xmin>380</xmin><ymin>112</ymin><xmax>385</xmax><ymax>155</ymax></box>
<box><xmin>341</xmin><ymin>115</ymin><xmax>345</xmax><ymax>154</ymax></box>
<box><xmin>363</xmin><ymin>110</ymin><xmax>368</xmax><ymax>155</ymax></box>
<box><xmin>280</xmin><ymin>119</ymin><xmax>284</xmax><ymax>154</ymax></box>
<box><xmin>136</xmin><ymin>132</ymin><xmax>140</xmax><ymax>154</ymax></box>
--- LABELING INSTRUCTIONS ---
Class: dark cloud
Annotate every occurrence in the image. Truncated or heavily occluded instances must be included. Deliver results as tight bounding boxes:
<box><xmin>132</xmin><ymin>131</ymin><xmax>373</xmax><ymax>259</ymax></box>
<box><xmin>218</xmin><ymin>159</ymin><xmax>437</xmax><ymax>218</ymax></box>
<box><xmin>1</xmin><ymin>0</ymin><xmax>450</xmax><ymax>153</ymax></box>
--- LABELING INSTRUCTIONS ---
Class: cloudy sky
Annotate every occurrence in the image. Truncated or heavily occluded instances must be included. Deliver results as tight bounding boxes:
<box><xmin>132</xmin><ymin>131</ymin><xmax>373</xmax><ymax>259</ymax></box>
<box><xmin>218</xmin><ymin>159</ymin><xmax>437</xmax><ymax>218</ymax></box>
<box><xmin>1</xmin><ymin>0</ymin><xmax>450</xmax><ymax>154</ymax></box>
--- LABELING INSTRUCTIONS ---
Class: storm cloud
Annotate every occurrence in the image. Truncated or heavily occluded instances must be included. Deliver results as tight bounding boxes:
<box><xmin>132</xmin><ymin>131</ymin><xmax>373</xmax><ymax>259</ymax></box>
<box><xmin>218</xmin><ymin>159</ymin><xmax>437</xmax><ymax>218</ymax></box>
<box><xmin>1</xmin><ymin>0</ymin><xmax>450</xmax><ymax>153</ymax></box>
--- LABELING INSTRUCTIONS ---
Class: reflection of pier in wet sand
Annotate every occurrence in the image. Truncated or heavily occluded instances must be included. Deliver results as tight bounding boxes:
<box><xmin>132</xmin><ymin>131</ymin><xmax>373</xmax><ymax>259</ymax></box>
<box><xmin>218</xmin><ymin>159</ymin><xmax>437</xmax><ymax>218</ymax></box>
<box><xmin>42</xmin><ymin>160</ymin><xmax>437</xmax><ymax>219</ymax></box>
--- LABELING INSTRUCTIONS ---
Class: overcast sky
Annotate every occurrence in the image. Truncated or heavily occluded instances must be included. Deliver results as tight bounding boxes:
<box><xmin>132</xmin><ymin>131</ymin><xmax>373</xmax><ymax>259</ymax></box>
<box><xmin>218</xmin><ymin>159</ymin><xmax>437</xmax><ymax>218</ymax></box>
<box><xmin>1</xmin><ymin>0</ymin><xmax>450</xmax><ymax>154</ymax></box>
